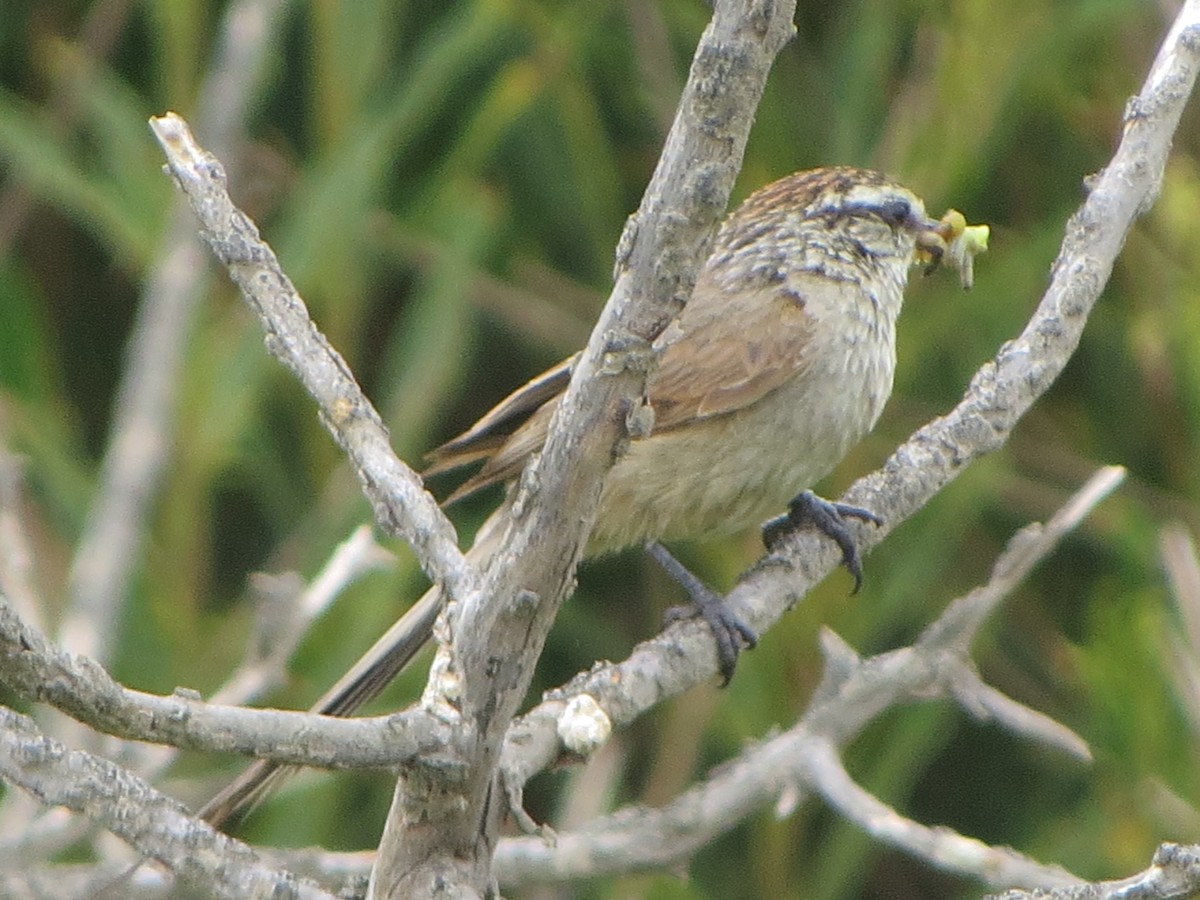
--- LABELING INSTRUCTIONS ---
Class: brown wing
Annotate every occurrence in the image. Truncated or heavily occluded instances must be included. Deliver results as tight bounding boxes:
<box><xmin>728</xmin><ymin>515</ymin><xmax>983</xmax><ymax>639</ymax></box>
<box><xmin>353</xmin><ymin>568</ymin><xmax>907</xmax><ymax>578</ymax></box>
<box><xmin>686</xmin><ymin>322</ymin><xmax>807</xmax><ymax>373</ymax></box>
<box><xmin>435</xmin><ymin>397</ymin><xmax>558</xmax><ymax>502</ymax></box>
<box><xmin>426</xmin><ymin>278</ymin><xmax>814</xmax><ymax>502</ymax></box>
<box><xmin>424</xmin><ymin>353</ymin><xmax>575</xmax><ymax>478</ymax></box>
<box><xmin>648</xmin><ymin>282</ymin><xmax>813</xmax><ymax>432</ymax></box>
<box><xmin>424</xmin><ymin>355</ymin><xmax>573</xmax><ymax>501</ymax></box>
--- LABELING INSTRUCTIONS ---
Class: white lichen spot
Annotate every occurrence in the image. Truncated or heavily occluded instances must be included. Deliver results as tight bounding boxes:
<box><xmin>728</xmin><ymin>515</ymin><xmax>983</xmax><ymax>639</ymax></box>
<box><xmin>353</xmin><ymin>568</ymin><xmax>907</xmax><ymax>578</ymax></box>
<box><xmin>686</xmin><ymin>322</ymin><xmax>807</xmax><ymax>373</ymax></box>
<box><xmin>556</xmin><ymin>693</ymin><xmax>611</xmax><ymax>755</ymax></box>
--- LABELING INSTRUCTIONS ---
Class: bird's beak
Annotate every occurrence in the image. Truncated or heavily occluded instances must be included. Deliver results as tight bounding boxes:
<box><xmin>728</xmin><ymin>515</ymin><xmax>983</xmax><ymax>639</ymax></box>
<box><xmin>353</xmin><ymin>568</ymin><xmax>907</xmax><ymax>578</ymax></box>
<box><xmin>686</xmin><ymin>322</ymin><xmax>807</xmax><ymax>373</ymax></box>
<box><xmin>916</xmin><ymin>210</ymin><xmax>989</xmax><ymax>288</ymax></box>
<box><xmin>915</xmin><ymin>218</ymin><xmax>948</xmax><ymax>276</ymax></box>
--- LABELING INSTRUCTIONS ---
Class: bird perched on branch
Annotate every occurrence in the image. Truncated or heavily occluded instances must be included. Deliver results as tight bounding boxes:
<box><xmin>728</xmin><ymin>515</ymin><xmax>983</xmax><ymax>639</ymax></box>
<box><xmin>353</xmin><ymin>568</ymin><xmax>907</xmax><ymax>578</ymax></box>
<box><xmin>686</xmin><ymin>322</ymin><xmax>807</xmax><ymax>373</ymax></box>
<box><xmin>200</xmin><ymin>165</ymin><xmax>980</xmax><ymax>828</ymax></box>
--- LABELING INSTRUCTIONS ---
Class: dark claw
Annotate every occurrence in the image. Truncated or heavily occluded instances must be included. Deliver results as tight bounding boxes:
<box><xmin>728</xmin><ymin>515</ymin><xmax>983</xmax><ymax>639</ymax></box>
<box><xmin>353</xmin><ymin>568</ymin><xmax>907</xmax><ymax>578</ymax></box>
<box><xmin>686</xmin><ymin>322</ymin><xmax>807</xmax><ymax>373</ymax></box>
<box><xmin>648</xmin><ymin>543</ymin><xmax>756</xmax><ymax>685</ymax></box>
<box><xmin>761</xmin><ymin>490</ymin><xmax>883</xmax><ymax>593</ymax></box>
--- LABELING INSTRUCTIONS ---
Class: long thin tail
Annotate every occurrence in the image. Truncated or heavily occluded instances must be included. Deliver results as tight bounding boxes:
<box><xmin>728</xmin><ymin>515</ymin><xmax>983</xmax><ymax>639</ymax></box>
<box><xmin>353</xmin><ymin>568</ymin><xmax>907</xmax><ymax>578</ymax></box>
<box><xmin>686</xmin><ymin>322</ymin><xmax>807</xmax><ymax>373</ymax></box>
<box><xmin>89</xmin><ymin>585</ymin><xmax>447</xmax><ymax>899</ymax></box>
<box><xmin>197</xmin><ymin>510</ymin><xmax>507</xmax><ymax>830</ymax></box>
<box><xmin>196</xmin><ymin>584</ymin><xmax>443</xmax><ymax>828</ymax></box>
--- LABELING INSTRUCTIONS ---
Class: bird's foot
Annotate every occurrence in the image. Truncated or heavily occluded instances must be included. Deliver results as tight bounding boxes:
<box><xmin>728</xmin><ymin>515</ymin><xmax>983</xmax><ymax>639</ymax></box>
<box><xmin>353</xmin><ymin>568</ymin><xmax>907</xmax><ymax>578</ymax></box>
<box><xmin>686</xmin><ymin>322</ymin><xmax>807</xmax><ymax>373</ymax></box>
<box><xmin>648</xmin><ymin>542</ymin><xmax>756</xmax><ymax>686</ymax></box>
<box><xmin>761</xmin><ymin>490</ymin><xmax>882</xmax><ymax>593</ymax></box>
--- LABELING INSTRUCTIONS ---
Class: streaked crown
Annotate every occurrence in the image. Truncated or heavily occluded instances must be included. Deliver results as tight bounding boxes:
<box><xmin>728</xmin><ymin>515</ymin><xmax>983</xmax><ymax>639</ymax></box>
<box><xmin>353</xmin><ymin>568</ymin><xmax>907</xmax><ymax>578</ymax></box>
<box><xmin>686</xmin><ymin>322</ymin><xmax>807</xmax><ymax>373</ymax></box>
<box><xmin>707</xmin><ymin>167</ymin><xmax>937</xmax><ymax>291</ymax></box>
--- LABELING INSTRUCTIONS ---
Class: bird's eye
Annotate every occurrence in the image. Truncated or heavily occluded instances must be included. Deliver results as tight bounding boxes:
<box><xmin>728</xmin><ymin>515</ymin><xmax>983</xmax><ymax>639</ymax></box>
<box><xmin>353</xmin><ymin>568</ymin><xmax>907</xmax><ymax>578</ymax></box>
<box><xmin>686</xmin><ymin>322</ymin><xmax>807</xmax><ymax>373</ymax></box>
<box><xmin>878</xmin><ymin>198</ymin><xmax>912</xmax><ymax>227</ymax></box>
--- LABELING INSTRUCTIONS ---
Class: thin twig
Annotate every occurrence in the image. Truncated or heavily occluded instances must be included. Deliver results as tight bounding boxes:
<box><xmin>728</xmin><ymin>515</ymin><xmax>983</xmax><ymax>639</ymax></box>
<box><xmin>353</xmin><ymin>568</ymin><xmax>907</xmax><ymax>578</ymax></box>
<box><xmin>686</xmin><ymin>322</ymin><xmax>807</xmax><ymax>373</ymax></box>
<box><xmin>5</xmin><ymin>0</ymin><xmax>298</xmax><ymax>860</ymax></box>
<box><xmin>148</xmin><ymin>113</ymin><xmax>478</xmax><ymax>614</ymax></box>
<box><xmin>211</xmin><ymin>525</ymin><xmax>395</xmax><ymax>708</ymax></box>
<box><xmin>62</xmin><ymin>0</ymin><xmax>293</xmax><ymax>668</ymax></box>
<box><xmin>1160</xmin><ymin>524</ymin><xmax>1200</xmax><ymax>736</ymax></box>
<box><xmin>918</xmin><ymin>465</ymin><xmax>1128</xmax><ymax>650</ymax></box>
<box><xmin>0</xmin><ymin>591</ymin><xmax>455</xmax><ymax>767</ymax></box>
<box><xmin>494</xmin><ymin>468</ymin><xmax>1119</xmax><ymax>888</ymax></box>
<box><xmin>1161</xmin><ymin>524</ymin><xmax>1200</xmax><ymax>656</ymax></box>
<box><xmin>89</xmin><ymin>526</ymin><xmax>396</xmax><ymax>807</ymax></box>
<box><xmin>0</xmin><ymin>452</ymin><xmax>44</xmax><ymax>635</ymax></box>
<box><xmin>986</xmin><ymin>843</ymin><xmax>1200</xmax><ymax>899</ymax></box>
<box><xmin>945</xmin><ymin>661</ymin><xmax>1092</xmax><ymax>762</ymax></box>
<box><xmin>803</xmin><ymin>739</ymin><xmax>1080</xmax><ymax>889</ymax></box>
<box><xmin>0</xmin><ymin>708</ymin><xmax>337</xmax><ymax>900</ymax></box>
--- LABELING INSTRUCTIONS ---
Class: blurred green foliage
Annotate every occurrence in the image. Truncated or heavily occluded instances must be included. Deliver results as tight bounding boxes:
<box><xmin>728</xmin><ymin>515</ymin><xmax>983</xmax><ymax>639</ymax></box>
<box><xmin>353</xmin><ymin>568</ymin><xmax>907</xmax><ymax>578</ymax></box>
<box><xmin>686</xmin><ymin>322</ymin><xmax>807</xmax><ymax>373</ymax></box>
<box><xmin>2</xmin><ymin>1</ymin><xmax>1199</xmax><ymax>897</ymax></box>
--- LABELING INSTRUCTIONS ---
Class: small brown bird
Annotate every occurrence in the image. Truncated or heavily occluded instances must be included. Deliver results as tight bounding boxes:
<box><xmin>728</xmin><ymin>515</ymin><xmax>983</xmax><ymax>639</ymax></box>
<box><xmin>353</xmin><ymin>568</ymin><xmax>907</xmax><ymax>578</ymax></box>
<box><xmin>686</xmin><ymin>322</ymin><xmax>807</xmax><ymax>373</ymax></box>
<box><xmin>200</xmin><ymin>166</ymin><xmax>958</xmax><ymax>827</ymax></box>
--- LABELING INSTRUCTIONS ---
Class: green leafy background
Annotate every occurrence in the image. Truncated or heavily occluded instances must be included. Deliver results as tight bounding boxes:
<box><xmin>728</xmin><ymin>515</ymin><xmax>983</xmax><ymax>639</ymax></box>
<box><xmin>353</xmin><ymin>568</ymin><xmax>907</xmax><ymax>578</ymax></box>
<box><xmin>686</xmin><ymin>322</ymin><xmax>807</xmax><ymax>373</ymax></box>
<box><xmin>2</xmin><ymin>1</ymin><xmax>1199</xmax><ymax>898</ymax></box>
